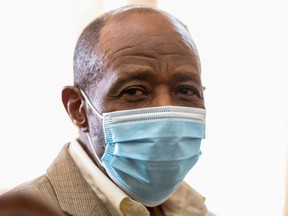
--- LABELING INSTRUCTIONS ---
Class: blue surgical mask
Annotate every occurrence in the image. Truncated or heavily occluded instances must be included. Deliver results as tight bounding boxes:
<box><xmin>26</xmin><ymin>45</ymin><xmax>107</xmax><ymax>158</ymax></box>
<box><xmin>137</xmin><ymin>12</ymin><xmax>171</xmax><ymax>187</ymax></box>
<box><xmin>81</xmin><ymin>90</ymin><xmax>206</xmax><ymax>207</ymax></box>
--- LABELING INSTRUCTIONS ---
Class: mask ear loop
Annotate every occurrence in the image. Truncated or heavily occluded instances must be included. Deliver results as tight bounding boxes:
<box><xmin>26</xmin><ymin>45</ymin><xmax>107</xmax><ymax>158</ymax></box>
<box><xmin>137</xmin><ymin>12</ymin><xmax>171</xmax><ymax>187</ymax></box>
<box><xmin>86</xmin><ymin>132</ymin><xmax>104</xmax><ymax>168</ymax></box>
<box><xmin>79</xmin><ymin>89</ymin><xmax>104</xmax><ymax>168</ymax></box>
<box><xmin>79</xmin><ymin>89</ymin><xmax>103</xmax><ymax>119</ymax></box>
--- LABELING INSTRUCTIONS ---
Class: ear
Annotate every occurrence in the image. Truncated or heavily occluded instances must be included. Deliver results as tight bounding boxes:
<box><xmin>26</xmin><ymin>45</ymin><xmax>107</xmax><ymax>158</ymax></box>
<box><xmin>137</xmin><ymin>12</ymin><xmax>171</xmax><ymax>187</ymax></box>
<box><xmin>62</xmin><ymin>86</ymin><xmax>89</xmax><ymax>132</ymax></box>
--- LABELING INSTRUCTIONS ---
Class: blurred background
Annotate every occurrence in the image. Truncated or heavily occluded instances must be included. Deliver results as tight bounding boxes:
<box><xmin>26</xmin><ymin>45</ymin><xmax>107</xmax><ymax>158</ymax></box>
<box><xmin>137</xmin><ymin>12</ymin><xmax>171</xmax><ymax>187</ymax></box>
<box><xmin>1</xmin><ymin>0</ymin><xmax>288</xmax><ymax>215</ymax></box>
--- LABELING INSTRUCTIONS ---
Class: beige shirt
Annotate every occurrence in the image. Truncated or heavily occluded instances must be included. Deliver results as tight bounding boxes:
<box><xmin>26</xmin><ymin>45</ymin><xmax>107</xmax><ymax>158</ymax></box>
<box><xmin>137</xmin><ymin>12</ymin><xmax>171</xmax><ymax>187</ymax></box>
<box><xmin>69</xmin><ymin>140</ymin><xmax>208</xmax><ymax>216</ymax></box>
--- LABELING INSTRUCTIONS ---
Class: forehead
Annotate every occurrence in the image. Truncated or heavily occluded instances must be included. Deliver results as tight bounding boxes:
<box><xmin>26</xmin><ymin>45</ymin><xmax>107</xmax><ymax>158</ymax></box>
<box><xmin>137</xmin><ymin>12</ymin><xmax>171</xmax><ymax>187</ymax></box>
<box><xmin>98</xmin><ymin>10</ymin><xmax>197</xmax><ymax>58</ymax></box>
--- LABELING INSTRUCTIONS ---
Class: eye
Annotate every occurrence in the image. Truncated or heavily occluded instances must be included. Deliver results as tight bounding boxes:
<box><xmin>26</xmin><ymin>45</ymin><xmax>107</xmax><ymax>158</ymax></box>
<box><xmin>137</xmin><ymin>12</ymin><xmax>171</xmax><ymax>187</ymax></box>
<box><xmin>120</xmin><ymin>86</ymin><xmax>148</xmax><ymax>101</ymax></box>
<box><xmin>175</xmin><ymin>86</ymin><xmax>202</xmax><ymax>99</ymax></box>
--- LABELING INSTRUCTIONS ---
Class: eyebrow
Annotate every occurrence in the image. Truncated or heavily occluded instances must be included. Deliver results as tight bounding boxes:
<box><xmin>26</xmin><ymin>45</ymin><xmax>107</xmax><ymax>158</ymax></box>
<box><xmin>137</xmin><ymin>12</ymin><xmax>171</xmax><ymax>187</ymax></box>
<box><xmin>173</xmin><ymin>71</ymin><xmax>201</xmax><ymax>84</ymax></box>
<box><xmin>111</xmin><ymin>68</ymin><xmax>201</xmax><ymax>90</ymax></box>
<box><xmin>111</xmin><ymin>69</ymin><xmax>154</xmax><ymax>91</ymax></box>
<box><xmin>120</xmin><ymin>68</ymin><xmax>154</xmax><ymax>79</ymax></box>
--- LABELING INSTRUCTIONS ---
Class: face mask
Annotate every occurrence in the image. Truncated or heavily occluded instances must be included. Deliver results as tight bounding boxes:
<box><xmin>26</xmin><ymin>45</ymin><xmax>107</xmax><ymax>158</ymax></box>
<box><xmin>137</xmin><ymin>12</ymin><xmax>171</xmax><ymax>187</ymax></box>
<box><xmin>81</xmin><ymin>90</ymin><xmax>206</xmax><ymax>207</ymax></box>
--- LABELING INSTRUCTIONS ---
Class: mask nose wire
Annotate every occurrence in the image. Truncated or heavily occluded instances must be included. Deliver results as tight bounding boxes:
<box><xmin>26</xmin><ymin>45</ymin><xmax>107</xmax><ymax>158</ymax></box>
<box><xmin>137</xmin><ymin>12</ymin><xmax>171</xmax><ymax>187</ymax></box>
<box><xmin>79</xmin><ymin>89</ymin><xmax>104</xmax><ymax>167</ymax></box>
<box><xmin>79</xmin><ymin>89</ymin><xmax>103</xmax><ymax>119</ymax></box>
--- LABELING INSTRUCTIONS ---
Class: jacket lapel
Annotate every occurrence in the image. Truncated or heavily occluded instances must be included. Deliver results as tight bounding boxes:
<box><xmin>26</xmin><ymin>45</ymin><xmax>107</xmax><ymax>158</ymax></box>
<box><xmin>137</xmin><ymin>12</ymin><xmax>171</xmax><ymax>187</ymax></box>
<box><xmin>46</xmin><ymin>143</ymin><xmax>111</xmax><ymax>216</ymax></box>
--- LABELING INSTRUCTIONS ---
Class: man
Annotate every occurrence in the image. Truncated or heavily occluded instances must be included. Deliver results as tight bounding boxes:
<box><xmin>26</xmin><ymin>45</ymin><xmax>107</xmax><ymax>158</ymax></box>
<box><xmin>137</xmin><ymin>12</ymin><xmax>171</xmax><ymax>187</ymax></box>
<box><xmin>1</xmin><ymin>5</ymin><xmax>211</xmax><ymax>216</ymax></box>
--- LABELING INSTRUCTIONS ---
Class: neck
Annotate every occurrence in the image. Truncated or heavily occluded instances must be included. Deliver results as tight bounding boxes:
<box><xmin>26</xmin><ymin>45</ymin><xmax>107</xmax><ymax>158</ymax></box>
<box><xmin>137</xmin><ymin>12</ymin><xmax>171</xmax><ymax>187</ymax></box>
<box><xmin>147</xmin><ymin>206</ymin><xmax>165</xmax><ymax>216</ymax></box>
<box><xmin>77</xmin><ymin>131</ymin><xmax>107</xmax><ymax>174</ymax></box>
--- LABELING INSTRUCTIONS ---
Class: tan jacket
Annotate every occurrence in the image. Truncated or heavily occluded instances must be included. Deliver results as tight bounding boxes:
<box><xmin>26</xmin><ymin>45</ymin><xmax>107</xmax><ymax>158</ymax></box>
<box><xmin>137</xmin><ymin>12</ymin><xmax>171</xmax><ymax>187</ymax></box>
<box><xmin>4</xmin><ymin>144</ymin><xmax>111</xmax><ymax>216</ymax></box>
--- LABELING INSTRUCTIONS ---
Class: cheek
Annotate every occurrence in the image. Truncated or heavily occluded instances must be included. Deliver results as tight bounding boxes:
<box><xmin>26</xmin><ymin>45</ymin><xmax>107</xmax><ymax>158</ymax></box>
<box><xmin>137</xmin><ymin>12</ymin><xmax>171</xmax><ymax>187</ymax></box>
<box><xmin>88</xmin><ymin>110</ymin><xmax>106</xmax><ymax>153</ymax></box>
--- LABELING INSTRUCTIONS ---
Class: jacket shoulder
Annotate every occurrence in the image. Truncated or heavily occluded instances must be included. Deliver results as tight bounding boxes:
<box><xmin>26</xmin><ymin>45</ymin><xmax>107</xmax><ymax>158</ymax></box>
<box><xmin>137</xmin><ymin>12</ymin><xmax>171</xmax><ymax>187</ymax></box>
<box><xmin>7</xmin><ymin>174</ymin><xmax>57</xmax><ymax>202</ymax></box>
<box><xmin>0</xmin><ymin>175</ymin><xmax>66</xmax><ymax>216</ymax></box>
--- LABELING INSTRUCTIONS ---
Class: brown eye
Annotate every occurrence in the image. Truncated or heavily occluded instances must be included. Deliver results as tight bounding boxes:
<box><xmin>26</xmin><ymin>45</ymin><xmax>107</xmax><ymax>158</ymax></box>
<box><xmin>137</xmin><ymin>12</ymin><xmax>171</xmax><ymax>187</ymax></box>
<box><xmin>176</xmin><ymin>87</ymin><xmax>195</xmax><ymax>96</ymax></box>
<box><xmin>121</xmin><ymin>87</ymin><xmax>148</xmax><ymax>101</ymax></box>
<box><xmin>125</xmin><ymin>88</ymin><xmax>145</xmax><ymax>96</ymax></box>
<box><xmin>175</xmin><ymin>86</ymin><xmax>203</xmax><ymax>100</ymax></box>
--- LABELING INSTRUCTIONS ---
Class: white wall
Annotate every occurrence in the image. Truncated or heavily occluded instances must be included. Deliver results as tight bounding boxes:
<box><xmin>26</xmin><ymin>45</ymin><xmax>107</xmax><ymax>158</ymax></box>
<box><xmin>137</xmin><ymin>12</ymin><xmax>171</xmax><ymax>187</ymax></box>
<box><xmin>1</xmin><ymin>1</ymin><xmax>288</xmax><ymax>215</ymax></box>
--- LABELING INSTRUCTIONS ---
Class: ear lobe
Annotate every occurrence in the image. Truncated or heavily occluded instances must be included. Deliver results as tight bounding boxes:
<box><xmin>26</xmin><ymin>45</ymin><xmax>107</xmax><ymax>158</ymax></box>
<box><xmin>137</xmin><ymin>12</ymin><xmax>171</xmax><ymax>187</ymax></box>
<box><xmin>62</xmin><ymin>86</ymin><xmax>89</xmax><ymax>132</ymax></box>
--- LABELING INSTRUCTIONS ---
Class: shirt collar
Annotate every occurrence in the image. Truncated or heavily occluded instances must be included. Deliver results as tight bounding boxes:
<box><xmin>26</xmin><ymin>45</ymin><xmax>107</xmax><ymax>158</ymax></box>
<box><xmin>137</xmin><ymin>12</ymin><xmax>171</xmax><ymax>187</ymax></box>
<box><xmin>68</xmin><ymin>140</ymin><xmax>149</xmax><ymax>216</ymax></box>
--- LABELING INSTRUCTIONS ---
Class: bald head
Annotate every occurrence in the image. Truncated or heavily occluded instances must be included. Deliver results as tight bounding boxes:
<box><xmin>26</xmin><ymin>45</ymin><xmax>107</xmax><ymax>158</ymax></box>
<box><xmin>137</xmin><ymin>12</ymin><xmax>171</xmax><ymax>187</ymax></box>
<box><xmin>73</xmin><ymin>5</ymin><xmax>200</xmax><ymax>97</ymax></box>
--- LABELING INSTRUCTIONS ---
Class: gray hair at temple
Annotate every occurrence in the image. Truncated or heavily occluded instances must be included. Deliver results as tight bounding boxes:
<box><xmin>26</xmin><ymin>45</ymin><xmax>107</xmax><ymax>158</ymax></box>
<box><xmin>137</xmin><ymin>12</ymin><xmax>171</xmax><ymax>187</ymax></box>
<box><xmin>73</xmin><ymin>5</ymin><xmax>200</xmax><ymax>97</ymax></box>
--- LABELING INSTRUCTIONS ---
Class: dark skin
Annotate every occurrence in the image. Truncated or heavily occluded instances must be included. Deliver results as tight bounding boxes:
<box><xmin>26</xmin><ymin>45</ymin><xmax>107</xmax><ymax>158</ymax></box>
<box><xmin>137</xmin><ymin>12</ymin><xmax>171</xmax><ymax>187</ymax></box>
<box><xmin>62</xmin><ymin>9</ymin><xmax>205</xmax><ymax>215</ymax></box>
